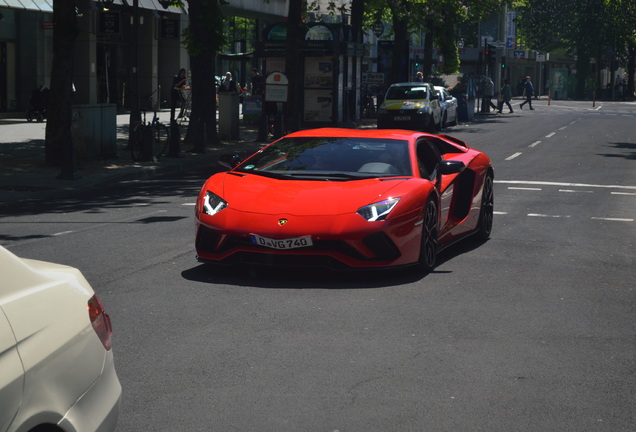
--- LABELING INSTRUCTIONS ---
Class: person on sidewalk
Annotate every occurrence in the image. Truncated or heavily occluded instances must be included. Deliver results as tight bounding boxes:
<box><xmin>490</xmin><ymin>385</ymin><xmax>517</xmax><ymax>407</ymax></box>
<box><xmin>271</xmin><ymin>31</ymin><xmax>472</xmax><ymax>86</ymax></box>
<box><xmin>170</xmin><ymin>68</ymin><xmax>187</xmax><ymax>122</ymax></box>
<box><xmin>483</xmin><ymin>76</ymin><xmax>498</xmax><ymax>112</ymax></box>
<box><xmin>520</xmin><ymin>76</ymin><xmax>535</xmax><ymax>110</ymax></box>
<box><xmin>218</xmin><ymin>71</ymin><xmax>238</xmax><ymax>93</ymax></box>
<box><xmin>497</xmin><ymin>79</ymin><xmax>514</xmax><ymax>113</ymax></box>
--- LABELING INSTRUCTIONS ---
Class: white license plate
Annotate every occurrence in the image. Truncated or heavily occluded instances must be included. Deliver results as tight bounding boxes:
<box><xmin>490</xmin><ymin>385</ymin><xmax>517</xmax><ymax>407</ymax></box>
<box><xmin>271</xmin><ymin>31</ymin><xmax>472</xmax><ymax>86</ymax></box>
<box><xmin>394</xmin><ymin>116</ymin><xmax>411</xmax><ymax>121</ymax></box>
<box><xmin>251</xmin><ymin>234</ymin><xmax>313</xmax><ymax>250</ymax></box>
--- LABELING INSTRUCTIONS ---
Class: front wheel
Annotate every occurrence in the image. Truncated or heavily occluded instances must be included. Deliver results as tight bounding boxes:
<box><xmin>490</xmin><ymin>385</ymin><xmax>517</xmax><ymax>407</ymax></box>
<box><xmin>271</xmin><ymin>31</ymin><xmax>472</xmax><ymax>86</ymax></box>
<box><xmin>153</xmin><ymin>123</ymin><xmax>170</xmax><ymax>158</ymax></box>
<box><xmin>417</xmin><ymin>198</ymin><xmax>438</xmax><ymax>273</ymax></box>
<box><xmin>474</xmin><ymin>173</ymin><xmax>494</xmax><ymax>241</ymax></box>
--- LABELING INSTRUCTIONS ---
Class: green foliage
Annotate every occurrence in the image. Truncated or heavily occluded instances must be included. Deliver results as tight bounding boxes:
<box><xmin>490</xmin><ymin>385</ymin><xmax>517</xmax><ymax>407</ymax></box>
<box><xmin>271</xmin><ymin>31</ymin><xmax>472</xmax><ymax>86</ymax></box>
<box><xmin>180</xmin><ymin>0</ymin><xmax>227</xmax><ymax>56</ymax></box>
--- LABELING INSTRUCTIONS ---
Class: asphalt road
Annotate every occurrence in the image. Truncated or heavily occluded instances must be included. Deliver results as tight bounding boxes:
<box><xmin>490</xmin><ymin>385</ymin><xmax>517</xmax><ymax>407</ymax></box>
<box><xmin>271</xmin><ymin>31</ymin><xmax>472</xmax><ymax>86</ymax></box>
<box><xmin>2</xmin><ymin>99</ymin><xmax>635</xmax><ymax>431</ymax></box>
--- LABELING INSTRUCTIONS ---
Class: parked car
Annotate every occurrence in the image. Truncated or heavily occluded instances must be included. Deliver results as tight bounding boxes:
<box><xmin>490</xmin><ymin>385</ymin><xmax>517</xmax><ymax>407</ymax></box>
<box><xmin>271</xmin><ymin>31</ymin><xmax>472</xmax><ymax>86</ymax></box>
<box><xmin>434</xmin><ymin>85</ymin><xmax>459</xmax><ymax>128</ymax></box>
<box><xmin>0</xmin><ymin>245</ymin><xmax>121</xmax><ymax>432</ymax></box>
<box><xmin>195</xmin><ymin>128</ymin><xmax>494</xmax><ymax>272</ymax></box>
<box><xmin>377</xmin><ymin>82</ymin><xmax>442</xmax><ymax>132</ymax></box>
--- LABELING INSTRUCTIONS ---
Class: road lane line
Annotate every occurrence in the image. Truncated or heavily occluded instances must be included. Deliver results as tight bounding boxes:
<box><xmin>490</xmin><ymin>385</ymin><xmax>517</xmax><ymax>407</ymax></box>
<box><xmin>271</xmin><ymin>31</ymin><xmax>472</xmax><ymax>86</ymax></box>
<box><xmin>506</xmin><ymin>152</ymin><xmax>522</xmax><ymax>161</ymax></box>
<box><xmin>495</xmin><ymin>180</ymin><xmax>636</xmax><ymax>190</ymax></box>
<box><xmin>559</xmin><ymin>189</ymin><xmax>594</xmax><ymax>193</ymax></box>
<box><xmin>181</xmin><ymin>203</ymin><xmax>196</xmax><ymax>206</ymax></box>
<box><xmin>591</xmin><ymin>217</ymin><xmax>634</xmax><ymax>222</ymax></box>
<box><xmin>509</xmin><ymin>187</ymin><xmax>542</xmax><ymax>191</ymax></box>
<box><xmin>558</xmin><ymin>126</ymin><xmax>567</xmax><ymax>130</ymax></box>
<box><xmin>529</xmin><ymin>141</ymin><xmax>541</xmax><ymax>148</ymax></box>
<box><xmin>528</xmin><ymin>213</ymin><xmax>571</xmax><ymax>218</ymax></box>
<box><xmin>53</xmin><ymin>231</ymin><xmax>74</xmax><ymax>236</ymax></box>
<box><xmin>611</xmin><ymin>191</ymin><xmax>636</xmax><ymax>196</ymax></box>
<box><xmin>545</xmin><ymin>132</ymin><xmax>556</xmax><ymax>138</ymax></box>
<box><xmin>494</xmin><ymin>211</ymin><xmax>508</xmax><ymax>215</ymax></box>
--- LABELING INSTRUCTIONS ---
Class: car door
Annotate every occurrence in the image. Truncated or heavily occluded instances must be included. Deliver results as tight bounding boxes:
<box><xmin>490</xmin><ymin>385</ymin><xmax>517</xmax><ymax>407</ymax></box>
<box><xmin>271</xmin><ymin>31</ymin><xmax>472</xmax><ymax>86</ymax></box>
<box><xmin>0</xmin><ymin>305</ymin><xmax>23</xmax><ymax>432</ymax></box>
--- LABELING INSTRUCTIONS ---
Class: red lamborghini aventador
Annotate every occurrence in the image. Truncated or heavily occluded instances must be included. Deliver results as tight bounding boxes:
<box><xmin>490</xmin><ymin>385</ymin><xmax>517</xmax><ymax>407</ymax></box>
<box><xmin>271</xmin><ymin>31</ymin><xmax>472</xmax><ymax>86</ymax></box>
<box><xmin>195</xmin><ymin>128</ymin><xmax>493</xmax><ymax>271</ymax></box>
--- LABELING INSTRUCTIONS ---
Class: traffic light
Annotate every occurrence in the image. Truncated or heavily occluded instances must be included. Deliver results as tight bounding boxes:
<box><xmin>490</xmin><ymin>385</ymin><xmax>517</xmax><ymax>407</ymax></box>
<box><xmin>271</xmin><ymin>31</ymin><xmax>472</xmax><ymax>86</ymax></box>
<box><xmin>501</xmin><ymin>56</ymin><xmax>506</xmax><ymax>69</ymax></box>
<box><xmin>415</xmin><ymin>55</ymin><xmax>420</xmax><ymax>68</ymax></box>
<box><xmin>485</xmin><ymin>44</ymin><xmax>496</xmax><ymax>62</ymax></box>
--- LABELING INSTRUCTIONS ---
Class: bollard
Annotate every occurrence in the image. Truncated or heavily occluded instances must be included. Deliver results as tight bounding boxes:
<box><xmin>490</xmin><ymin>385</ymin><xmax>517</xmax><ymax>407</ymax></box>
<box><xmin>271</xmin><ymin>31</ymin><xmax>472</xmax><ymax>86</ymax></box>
<box><xmin>142</xmin><ymin>125</ymin><xmax>154</xmax><ymax>161</ymax></box>
<box><xmin>168</xmin><ymin>120</ymin><xmax>180</xmax><ymax>157</ymax></box>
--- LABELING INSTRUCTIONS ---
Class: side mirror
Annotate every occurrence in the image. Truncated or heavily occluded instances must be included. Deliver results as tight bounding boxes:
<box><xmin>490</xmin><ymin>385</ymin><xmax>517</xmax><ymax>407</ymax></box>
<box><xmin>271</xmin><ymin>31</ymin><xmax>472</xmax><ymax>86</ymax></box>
<box><xmin>435</xmin><ymin>160</ymin><xmax>465</xmax><ymax>188</ymax></box>
<box><xmin>218</xmin><ymin>154</ymin><xmax>243</xmax><ymax>169</ymax></box>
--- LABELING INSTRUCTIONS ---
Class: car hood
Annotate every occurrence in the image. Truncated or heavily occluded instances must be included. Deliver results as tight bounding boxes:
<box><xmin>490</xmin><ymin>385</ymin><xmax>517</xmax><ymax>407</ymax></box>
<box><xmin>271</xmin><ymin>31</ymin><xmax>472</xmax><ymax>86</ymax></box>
<box><xmin>215</xmin><ymin>172</ymin><xmax>411</xmax><ymax>216</ymax></box>
<box><xmin>381</xmin><ymin>99</ymin><xmax>432</xmax><ymax>110</ymax></box>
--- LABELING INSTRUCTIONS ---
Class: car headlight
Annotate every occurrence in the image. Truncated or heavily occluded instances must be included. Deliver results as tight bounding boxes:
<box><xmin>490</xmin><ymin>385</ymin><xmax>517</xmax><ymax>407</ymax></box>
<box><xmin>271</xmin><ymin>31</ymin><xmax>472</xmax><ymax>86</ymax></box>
<box><xmin>202</xmin><ymin>191</ymin><xmax>228</xmax><ymax>216</ymax></box>
<box><xmin>357</xmin><ymin>197</ymin><xmax>401</xmax><ymax>222</ymax></box>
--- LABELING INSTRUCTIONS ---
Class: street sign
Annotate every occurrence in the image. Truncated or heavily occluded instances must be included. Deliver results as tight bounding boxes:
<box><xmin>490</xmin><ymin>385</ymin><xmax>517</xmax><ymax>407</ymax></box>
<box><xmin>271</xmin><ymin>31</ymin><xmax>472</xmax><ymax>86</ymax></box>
<box><xmin>265</xmin><ymin>72</ymin><xmax>289</xmax><ymax>103</ymax></box>
<box><xmin>361</xmin><ymin>72</ymin><xmax>385</xmax><ymax>84</ymax></box>
<box><xmin>513</xmin><ymin>50</ymin><xmax>527</xmax><ymax>59</ymax></box>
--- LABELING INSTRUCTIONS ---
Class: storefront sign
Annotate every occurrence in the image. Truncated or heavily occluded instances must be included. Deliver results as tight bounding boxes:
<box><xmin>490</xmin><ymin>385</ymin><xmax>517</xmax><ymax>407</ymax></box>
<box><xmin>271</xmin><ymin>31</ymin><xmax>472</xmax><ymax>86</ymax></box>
<box><xmin>361</xmin><ymin>73</ymin><xmax>385</xmax><ymax>84</ymax></box>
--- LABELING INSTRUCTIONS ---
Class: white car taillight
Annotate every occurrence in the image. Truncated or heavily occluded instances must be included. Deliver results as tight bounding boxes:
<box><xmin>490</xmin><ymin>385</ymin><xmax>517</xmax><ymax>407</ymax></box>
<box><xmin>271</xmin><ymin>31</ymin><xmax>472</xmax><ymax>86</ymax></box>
<box><xmin>88</xmin><ymin>295</ymin><xmax>113</xmax><ymax>351</ymax></box>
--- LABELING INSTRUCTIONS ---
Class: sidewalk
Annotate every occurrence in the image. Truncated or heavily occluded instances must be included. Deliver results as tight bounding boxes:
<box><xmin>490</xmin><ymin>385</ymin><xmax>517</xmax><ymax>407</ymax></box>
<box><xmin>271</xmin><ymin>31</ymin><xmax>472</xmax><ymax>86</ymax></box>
<box><xmin>0</xmin><ymin>111</ymin><xmax>268</xmax><ymax>209</ymax></box>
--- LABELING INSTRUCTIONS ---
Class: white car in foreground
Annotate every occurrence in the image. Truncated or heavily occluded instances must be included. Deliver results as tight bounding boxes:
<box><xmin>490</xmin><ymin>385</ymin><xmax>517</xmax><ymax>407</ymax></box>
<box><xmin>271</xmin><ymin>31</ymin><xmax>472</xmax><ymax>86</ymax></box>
<box><xmin>0</xmin><ymin>245</ymin><xmax>121</xmax><ymax>432</ymax></box>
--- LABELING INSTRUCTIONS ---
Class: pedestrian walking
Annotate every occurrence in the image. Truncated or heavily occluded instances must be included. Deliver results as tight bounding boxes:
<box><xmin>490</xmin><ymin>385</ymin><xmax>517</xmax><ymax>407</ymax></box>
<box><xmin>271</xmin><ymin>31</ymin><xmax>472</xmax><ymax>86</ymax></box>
<box><xmin>250</xmin><ymin>68</ymin><xmax>264</xmax><ymax>95</ymax></box>
<box><xmin>520</xmin><ymin>76</ymin><xmax>535</xmax><ymax>110</ymax></box>
<box><xmin>497</xmin><ymin>79</ymin><xmax>514</xmax><ymax>113</ymax></box>
<box><xmin>170</xmin><ymin>68</ymin><xmax>187</xmax><ymax>122</ymax></box>
<box><xmin>415</xmin><ymin>71</ymin><xmax>424</xmax><ymax>82</ymax></box>
<box><xmin>483</xmin><ymin>76</ymin><xmax>497</xmax><ymax>112</ymax></box>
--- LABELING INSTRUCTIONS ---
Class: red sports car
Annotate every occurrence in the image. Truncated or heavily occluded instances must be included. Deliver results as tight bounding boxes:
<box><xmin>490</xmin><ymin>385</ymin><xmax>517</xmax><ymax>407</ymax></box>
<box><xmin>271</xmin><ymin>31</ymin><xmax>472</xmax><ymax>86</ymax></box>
<box><xmin>195</xmin><ymin>128</ymin><xmax>493</xmax><ymax>272</ymax></box>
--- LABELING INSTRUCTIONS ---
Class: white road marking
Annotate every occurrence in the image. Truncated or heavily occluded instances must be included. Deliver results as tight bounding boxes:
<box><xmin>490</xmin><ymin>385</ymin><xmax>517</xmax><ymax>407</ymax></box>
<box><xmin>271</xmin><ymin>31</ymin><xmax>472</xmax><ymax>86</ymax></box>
<box><xmin>529</xmin><ymin>141</ymin><xmax>541</xmax><ymax>148</ymax></box>
<box><xmin>505</xmin><ymin>152</ymin><xmax>522</xmax><ymax>161</ymax></box>
<box><xmin>591</xmin><ymin>217</ymin><xmax>634</xmax><ymax>222</ymax></box>
<box><xmin>495</xmin><ymin>180</ymin><xmax>636</xmax><ymax>190</ymax></box>
<box><xmin>494</xmin><ymin>211</ymin><xmax>508</xmax><ymax>215</ymax></box>
<box><xmin>528</xmin><ymin>213</ymin><xmax>571</xmax><ymax>218</ymax></box>
<box><xmin>559</xmin><ymin>189</ymin><xmax>594</xmax><ymax>193</ymax></box>
<box><xmin>611</xmin><ymin>191</ymin><xmax>636</xmax><ymax>196</ymax></box>
<box><xmin>509</xmin><ymin>187</ymin><xmax>542</xmax><ymax>191</ymax></box>
<box><xmin>181</xmin><ymin>203</ymin><xmax>196</xmax><ymax>206</ymax></box>
<box><xmin>558</xmin><ymin>126</ymin><xmax>567</xmax><ymax>130</ymax></box>
<box><xmin>545</xmin><ymin>132</ymin><xmax>556</xmax><ymax>138</ymax></box>
<box><xmin>53</xmin><ymin>231</ymin><xmax>74</xmax><ymax>236</ymax></box>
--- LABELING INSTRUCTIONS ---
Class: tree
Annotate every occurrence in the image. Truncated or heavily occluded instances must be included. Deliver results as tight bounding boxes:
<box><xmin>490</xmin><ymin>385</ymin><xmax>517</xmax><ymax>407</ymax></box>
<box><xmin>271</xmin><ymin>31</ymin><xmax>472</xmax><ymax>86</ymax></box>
<box><xmin>180</xmin><ymin>0</ymin><xmax>226</xmax><ymax>151</ymax></box>
<box><xmin>515</xmin><ymin>0</ymin><xmax>636</xmax><ymax>99</ymax></box>
<box><xmin>284</xmin><ymin>0</ymin><xmax>305</xmax><ymax>133</ymax></box>
<box><xmin>45</xmin><ymin>0</ymin><xmax>79</xmax><ymax>170</ymax></box>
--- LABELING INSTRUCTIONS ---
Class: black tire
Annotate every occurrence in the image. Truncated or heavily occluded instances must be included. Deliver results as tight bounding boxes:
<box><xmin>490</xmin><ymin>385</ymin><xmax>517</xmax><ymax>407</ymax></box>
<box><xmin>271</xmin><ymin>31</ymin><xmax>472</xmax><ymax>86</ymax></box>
<box><xmin>130</xmin><ymin>124</ymin><xmax>144</xmax><ymax>162</ymax></box>
<box><xmin>425</xmin><ymin>116</ymin><xmax>436</xmax><ymax>133</ymax></box>
<box><xmin>153</xmin><ymin>123</ymin><xmax>170</xmax><ymax>158</ymax></box>
<box><xmin>474</xmin><ymin>173</ymin><xmax>494</xmax><ymax>241</ymax></box>
<box><xmin>418</xmin><ymin>197</ymin><xmax>438</xmax><ymax>273</ymax></box>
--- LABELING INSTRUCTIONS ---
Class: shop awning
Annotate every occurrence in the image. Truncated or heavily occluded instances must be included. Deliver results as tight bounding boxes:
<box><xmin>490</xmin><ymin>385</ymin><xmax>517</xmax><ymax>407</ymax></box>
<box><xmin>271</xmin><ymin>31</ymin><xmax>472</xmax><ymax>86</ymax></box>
<box><xmin>0</xmin><ymin>0</ymin><xmax>52</xmax><ymax>12</ymax></box>
<box><xmin>0</xmin><ymin>0</ymin><xmax>185</xmax><ymax>14</ymax></box>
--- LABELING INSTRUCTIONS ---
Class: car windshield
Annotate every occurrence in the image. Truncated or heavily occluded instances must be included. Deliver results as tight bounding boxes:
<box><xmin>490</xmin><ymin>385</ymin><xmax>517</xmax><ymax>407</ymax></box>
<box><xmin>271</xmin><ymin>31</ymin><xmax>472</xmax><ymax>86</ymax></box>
<box><xmin>236</xmin><ymin>137</ymin><xmax>412</xmax><ymax>179</ymax></box>
<box><xmin>385</xmin><ymin>86</ymin><xmax>427</xmax><ymax>100</ymax></box>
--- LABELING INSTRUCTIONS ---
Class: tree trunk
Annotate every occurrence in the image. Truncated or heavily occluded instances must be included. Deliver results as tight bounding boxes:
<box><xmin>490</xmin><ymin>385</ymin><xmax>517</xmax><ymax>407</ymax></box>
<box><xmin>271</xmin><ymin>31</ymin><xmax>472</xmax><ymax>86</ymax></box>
<box><xmin>390</xmin><ymin>11</ymin><xmax>409</xmax><ymax>84</ymax></box>
<box><xmin>284</xmin><ymin>0</ymin><xmax>303</xmax><ymax>133</ymax></box>
<box><xmin>45</xmin><ymin>0</ymin><xmax>78</xmax><ymax>166</ymax></box>
<box><xmin>184</xmin><ymin>0</ymin><xmax>219</xmax><ymax>152</ymax></box>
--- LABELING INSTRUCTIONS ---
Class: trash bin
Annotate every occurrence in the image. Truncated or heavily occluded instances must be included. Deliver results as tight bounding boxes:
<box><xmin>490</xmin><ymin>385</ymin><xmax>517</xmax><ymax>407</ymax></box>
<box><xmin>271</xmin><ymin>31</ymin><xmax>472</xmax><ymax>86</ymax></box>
<box><xmin>218</xmin><ymin>92</ymin><xmax>240</xmax><ymax>139</ymax></box>
<box><xmin>71</xmin><ymin>104</ymin><xmax>117</xmax><ymax>160</ymax></box>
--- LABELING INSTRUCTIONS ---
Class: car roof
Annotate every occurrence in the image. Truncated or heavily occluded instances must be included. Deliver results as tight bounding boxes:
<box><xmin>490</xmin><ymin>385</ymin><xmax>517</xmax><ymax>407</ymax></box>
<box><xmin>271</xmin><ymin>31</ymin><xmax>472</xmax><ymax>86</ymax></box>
<box><xmin>389</xmin><ymin>82</ymin><xmax>432</xmax><ymax>87</ymax></box>
<box><xmin>284</xmin><ymin>128</ymin><xmax>434</xmax><ymax>141</ymax></box>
